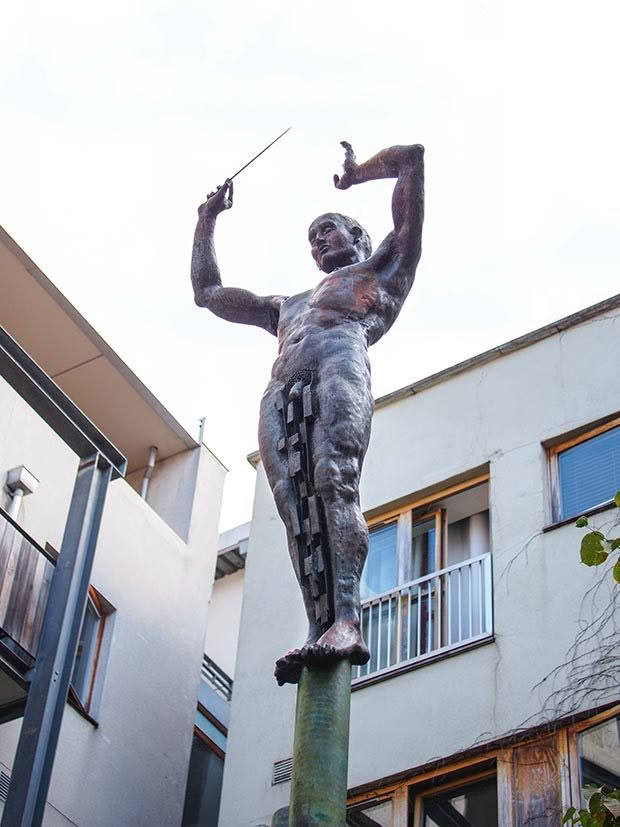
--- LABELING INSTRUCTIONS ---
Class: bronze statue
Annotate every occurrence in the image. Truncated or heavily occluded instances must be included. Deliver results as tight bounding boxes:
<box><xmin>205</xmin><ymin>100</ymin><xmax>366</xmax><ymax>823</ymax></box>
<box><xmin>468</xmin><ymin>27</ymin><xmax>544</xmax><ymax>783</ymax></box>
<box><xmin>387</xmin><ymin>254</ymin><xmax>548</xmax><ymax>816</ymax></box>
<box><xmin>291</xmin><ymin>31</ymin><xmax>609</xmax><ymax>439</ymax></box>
<box><xmin>192</xmin><ymin>141</ymin><xmax>424</xmax><ymax>685</ymax></box>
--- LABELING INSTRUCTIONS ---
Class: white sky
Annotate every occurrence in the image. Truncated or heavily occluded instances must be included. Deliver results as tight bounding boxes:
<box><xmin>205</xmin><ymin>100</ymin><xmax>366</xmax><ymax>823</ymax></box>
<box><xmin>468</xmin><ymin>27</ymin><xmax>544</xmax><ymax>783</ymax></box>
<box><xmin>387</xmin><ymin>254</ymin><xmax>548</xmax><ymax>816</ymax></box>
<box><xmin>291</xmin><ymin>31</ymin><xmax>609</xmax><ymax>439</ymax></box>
<box><xmin>1</xmin><ymin>0</ymin><xmax>619</xmax><ymax>530</ymax></box>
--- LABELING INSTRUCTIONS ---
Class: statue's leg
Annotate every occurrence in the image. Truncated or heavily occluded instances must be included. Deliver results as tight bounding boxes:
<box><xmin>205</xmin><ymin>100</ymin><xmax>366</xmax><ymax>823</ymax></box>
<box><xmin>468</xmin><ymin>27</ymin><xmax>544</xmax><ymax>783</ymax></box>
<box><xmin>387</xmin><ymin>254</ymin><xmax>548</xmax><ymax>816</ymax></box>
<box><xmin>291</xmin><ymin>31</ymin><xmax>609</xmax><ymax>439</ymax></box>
<box><xmin>303</xmin><ymin>368</ymin><xmax>373</xmax><ymax>666</ymax></box>
<box><xmin>259</xmin><ymin>385</ymin><xmax>323</xmax><ymax>684</ymax></box>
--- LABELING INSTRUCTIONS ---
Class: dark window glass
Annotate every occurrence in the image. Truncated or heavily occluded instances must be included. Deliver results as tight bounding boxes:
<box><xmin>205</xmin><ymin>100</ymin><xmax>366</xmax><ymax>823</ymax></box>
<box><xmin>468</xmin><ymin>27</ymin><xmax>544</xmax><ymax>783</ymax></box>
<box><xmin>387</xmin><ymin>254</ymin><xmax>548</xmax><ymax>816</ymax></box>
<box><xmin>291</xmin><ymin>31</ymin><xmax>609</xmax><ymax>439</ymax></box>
<box><xmin>360</xmin><ymin>522</ymin><xmax>398</xmax><ymax>599</ymax></box>
<box><xmin>412</xmin><ymin>517</ymin><xmax>436</xmax><ymax>578</ymax></box>
<box><xmin>558</xmin><ymin>426</ymin><xmax>620</xmax><ymax>519</ymax></box>
<box><xmin>579</xmin><ymin>716</ymin><xmax>620</xmax><ymax>797</ymax></box>
<box><xmin>423</xmin><ymin>776</ymin><xmax>498</xmax><ymax>826</ymax></box>
<box><xmin>181</xmin><ymin>733</ymin><xmax>224</xmax><ymax>827</ymax></box>
<box><xmin>71</xmin><ymin>596</ymin><xmax>101</xmax><ymax>709</ymax></box>
<box><xmin>347</xmin><ymin>798</ymin><xmax>392</xmax><ymax>825</ymax></box>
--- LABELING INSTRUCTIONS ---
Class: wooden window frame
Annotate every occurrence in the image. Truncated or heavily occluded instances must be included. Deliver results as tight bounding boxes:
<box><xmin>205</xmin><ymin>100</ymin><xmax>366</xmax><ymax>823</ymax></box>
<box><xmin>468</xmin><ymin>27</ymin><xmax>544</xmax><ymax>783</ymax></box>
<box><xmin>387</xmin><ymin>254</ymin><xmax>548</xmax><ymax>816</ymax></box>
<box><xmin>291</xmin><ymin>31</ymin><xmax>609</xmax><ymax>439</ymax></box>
<box><xmin>347</xmin><ymin>752</ymin><xmax>504</xmax><ymax>827</ymax></box>
<box><xmin>70</xmin><ymin>585</ymin><xmax>110</xmax><ymax>716</ymax></box>
<box><xmin>547</xmin><ymin>415</ymin><xmax>620</xmax><ymax>524</ymax></box>
<box><xmin>365</xmin><ymin>473</ymin><xmax>489</xmax><ymax>590</ymax></box>
<box><xmin>345</xmin><ymin>706</ymin><xmax>620</xmax><ymax>825</ymax></box>
<box><xmin>355</xmin><ymin>474</ymin><xmax>492</xmax><ymax>686</ymax></box>
<box><xmin>194</xmin><ymin>723</ymin><xmax>225</xmax><ymax>762</ymax></box>
<box><xmin>412</xmin><ymin>767</ymin><xmax>498</xmax><ymax>825</ymax></box>
<box><xmin>564</xmin><ymin>704</ymin><xmax>620</xmax><ymax>810</ymax></box>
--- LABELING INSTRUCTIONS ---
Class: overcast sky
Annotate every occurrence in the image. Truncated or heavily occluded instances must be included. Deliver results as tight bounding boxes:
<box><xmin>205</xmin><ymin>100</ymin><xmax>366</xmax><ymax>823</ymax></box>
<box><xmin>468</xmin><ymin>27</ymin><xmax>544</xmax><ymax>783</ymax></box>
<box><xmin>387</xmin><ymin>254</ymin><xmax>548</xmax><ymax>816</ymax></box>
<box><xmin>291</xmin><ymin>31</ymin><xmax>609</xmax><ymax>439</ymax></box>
<box><xmin>2</xmin><ymin>0</ymin><xmax>619</xmax><ymax>530</ymax></box>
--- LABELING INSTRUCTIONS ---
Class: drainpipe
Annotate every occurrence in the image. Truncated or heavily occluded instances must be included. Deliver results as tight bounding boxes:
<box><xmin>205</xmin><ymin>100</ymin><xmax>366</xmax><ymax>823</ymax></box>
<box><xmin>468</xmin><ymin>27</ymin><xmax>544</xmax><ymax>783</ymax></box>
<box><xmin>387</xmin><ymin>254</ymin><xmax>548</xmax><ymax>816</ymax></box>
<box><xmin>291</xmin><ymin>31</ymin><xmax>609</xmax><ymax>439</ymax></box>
<box><xmin>5</xmin><ymin>466</ymin><xmax>40</xmax><ymax>521</ymax></box>
<box><xmin>140</xmin><ymin>446</ymin><xmax>158</xmax><ymax>500</ymax></box>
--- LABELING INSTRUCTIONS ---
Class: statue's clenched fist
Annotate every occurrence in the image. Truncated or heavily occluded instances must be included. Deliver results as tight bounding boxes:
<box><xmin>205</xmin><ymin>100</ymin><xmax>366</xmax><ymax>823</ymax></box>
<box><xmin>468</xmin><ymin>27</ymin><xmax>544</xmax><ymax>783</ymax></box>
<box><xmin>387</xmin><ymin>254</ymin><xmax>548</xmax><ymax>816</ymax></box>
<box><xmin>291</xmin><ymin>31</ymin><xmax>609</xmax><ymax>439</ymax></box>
<box><xmin>198</xmin><ymin>179</ymin><xmax>234</xmax><ymax>217</ymax></box>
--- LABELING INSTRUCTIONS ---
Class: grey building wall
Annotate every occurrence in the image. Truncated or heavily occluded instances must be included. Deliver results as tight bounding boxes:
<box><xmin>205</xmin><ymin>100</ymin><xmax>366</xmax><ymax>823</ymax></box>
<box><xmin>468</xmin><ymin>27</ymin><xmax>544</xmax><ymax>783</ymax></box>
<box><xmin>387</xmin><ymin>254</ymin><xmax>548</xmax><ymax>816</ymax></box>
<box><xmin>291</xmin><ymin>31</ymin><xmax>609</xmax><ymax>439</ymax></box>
<box><xmin>0</xmin><ymin>373</ymin><xmax>226</xmax><ymax>826</ymax></box>
<box><xmin>219</xmin><ymin>303</ymin><xmax>620</xmax><ymax>827</ymax></box>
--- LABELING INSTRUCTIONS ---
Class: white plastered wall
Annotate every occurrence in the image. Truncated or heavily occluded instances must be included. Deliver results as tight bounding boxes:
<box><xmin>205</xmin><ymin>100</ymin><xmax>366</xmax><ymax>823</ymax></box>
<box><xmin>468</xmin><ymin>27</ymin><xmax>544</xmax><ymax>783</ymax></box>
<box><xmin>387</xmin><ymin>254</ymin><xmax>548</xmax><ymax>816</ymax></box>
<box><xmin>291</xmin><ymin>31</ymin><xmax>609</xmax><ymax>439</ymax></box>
<box><xmin>0</xmin><ymin>376</ymin><xmax>226</xmax><ymax>827</ymax></box>
<box><xmin>219</xmin><ymin>308</ymin><xmax>620</xmax><ymax>827</ymax></box>
<box><xmin>205</xmin><ymin>568</ymin><xmax>245</xmax><ymax>678</ymax></box>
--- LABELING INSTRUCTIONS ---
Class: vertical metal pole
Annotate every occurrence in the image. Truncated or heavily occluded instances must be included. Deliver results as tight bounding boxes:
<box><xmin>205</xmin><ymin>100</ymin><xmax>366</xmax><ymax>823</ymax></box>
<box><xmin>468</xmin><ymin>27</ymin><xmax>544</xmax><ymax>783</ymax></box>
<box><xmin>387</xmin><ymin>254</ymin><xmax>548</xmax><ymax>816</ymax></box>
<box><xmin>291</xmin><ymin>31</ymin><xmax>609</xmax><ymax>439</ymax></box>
<box><xmin>2</xmin><ymin>454</ymin><xmax>111</xmax><ymax>827</ymax></box>
<box><xmin>288</xmin><ymin>661</ymin><xmax>352</xmax><ymax>826</ymax></box>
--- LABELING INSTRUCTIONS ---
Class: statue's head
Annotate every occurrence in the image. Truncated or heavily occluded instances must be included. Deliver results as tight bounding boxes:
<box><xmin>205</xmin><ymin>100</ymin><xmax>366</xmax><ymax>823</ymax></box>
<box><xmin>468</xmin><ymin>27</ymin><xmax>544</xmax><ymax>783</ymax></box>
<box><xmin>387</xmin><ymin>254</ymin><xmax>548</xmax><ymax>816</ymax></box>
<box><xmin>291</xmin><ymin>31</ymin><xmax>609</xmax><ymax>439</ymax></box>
<box><xmin>308</xmin><ymin>213</ymin><xmax>372</xmax><ymax>274</ymax></box>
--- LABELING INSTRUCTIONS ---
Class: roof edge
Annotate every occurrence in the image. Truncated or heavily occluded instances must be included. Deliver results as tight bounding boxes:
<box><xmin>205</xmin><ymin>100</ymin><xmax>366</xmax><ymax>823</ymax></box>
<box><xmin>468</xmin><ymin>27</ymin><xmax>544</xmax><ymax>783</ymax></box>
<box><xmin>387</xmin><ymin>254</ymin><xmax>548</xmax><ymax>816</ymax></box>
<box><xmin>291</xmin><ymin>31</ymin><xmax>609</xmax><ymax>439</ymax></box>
<box><xmin>0</xmin><ymin>225</ymin><xmax>198</xmax><ymax>451</ymax></box>
<box><xmin>375</xmin><ymin>293</ymin><xmax>620</xmax><ymax>410</ymax></box>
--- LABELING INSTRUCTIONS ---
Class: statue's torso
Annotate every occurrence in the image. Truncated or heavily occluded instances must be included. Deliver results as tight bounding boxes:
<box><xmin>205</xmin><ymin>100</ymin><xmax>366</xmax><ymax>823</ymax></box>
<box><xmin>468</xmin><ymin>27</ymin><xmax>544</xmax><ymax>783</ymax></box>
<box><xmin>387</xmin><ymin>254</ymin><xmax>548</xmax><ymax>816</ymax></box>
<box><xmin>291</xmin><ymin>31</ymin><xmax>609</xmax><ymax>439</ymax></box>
<box><xmin>271</xmin><ymin>267</ymin><xmax>384</xmax><ymax>386</ymax></box>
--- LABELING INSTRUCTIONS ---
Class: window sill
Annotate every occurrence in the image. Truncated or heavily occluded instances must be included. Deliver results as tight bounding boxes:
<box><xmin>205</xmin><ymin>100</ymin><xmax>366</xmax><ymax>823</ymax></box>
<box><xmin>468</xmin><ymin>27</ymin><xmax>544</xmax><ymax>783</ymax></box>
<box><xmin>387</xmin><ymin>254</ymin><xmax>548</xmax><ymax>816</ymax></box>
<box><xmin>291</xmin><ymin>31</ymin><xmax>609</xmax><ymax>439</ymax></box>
<box><xmin>68</xmin><ymin>687</ymin><xmax>99</xmax><ymax>728</ymax></box>
<box><xmin>351</xmin><ymin>634</ymin><xmax>495</xmax><ymax>692</ymax></box>
<box><xmin>543</xmin><ymin>500</ymin><xmax>617</xmax><ymax>533</ymax></box>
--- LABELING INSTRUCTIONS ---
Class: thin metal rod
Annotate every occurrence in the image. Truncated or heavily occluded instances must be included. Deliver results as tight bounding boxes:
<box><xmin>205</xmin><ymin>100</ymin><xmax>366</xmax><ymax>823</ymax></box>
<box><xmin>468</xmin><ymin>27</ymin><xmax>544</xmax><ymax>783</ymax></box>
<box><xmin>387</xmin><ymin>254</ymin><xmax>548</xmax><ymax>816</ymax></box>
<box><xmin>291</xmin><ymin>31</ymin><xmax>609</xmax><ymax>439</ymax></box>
<box><xmin>228</xmin><ymin>127</ymin><xmax>291</xmax><ymax>181</ymax></box>
<box><xmin>377</xmin><ymin>599</ymin><xmax>382</xmax><ymax>670</ymax></box>
<box><xmin>416</xmin><ymin>585</ymin><xmax>422</xmax><ymax>657</ymax></box>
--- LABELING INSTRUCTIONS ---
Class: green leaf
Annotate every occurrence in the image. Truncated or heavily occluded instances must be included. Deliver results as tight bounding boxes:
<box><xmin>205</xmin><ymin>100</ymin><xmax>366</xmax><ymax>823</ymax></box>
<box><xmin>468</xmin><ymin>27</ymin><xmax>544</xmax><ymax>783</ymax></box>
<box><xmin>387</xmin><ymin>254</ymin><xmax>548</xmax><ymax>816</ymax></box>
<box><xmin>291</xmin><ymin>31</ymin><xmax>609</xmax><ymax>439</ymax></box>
<box><xmin>590</xmin><ymin>792</ymin><xmax>603</xmax><ymax>814</ymax></box>
<box><xmin>576</xmin><ymin>516</ymin><xmax>589</xmax><ymax>528</ymax></box>
<box><xmin>614</xmin><ymin>558</ymin><xmax>620</xmax><ymax>584</ymax></box>
<box><xmin>563</xmin><ymin>807</ymin><xmax>577</xmax><ymax>823</ymax></box>
<box><xmin>611</xmin><ymin>538</ymin><xmax>620</xmax><ymax>551</ymax></box>
<box><xmin>581</xmin><ymin>533</ymin><xmax>609</xmax><ymax>566</ymax></box>
<box><xmin>614</xmin><ymin>491</ymin><xmax>620</xmax><ymax>508</ymax></box>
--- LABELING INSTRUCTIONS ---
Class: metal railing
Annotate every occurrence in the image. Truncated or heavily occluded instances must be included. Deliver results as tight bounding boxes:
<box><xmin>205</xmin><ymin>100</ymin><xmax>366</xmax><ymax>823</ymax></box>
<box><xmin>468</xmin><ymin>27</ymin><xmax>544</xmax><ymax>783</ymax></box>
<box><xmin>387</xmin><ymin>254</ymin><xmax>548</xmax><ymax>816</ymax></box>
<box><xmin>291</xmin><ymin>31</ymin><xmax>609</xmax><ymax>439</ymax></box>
<box><xmin>201</xmin><ymin>653</ymin><xmax>233</xmax><ymax>701</ymax></box>
<box><xmin>353</xmin><ymin>553</ymin><xmax>493</xmax><ymax>682</ymax></box>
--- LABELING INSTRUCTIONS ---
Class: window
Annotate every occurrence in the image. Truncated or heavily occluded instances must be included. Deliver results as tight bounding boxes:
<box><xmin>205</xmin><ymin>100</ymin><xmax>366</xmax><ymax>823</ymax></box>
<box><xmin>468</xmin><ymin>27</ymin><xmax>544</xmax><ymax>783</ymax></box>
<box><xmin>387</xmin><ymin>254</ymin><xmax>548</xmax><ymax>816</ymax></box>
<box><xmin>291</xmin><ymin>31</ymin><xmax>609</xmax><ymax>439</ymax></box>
<box><xmin>70</xmin><ymin>587</ymin><xmax>113</xmax><ymax>716</ymax></box>
<box><xmin>354</xmin><ymin>476</ymin><xmax>492</xmax><ymax>681</ymax></box>
<box><xmin>346</xmin><ymin>797</ymin><xmax>392</xmax><ymax>825</ymax></box>
<box><xmin>181</xmin><ymin>729</ymin><xmax>225</xmax><ymax>827</ymax></box>
<box><xmin>421</xmin><ymin>776</ymin><xmax>498</xmax><ymax>826</ymax></box>
<box><xmin>549</xmin><ymin>419</ymin><xmax>620</xmax><ymax>521</ymax></box>
<box><xmin>578</xmin><ymin>715</ymin><xmax>620</xmax><ymax>798</ymax></box>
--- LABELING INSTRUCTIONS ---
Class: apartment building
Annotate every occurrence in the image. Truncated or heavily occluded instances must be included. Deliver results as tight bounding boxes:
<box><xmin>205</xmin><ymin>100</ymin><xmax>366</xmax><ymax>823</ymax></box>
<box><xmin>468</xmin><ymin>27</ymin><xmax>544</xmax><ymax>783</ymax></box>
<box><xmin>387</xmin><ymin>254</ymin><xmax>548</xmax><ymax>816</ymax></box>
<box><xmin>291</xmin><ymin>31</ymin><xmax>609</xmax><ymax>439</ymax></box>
<box><xmin>182</xmin><ymin>523</ymin><xmax>249</xmax><ymax>827</ymax></box>
<box><xmin>218</xmin><ymin>295</ymin><xmax>620</xmax><ymax>826</ymax></box>
<box><xmin>0</xmin><ymin>226</ymin><xmax>226</xmax><ymax>826</ymax></box>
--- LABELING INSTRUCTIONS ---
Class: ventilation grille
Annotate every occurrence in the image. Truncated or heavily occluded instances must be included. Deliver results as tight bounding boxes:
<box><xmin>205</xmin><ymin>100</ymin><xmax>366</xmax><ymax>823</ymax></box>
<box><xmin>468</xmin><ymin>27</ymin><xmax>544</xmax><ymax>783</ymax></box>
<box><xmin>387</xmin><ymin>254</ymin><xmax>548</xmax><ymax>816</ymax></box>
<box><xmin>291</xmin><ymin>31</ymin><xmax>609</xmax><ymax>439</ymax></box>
<box><xmin>0</xmin><ymin>771</ymin><xmax>11</xmax><ymax>803</ymax></box>
<box><xmin>272</xmin><ymin>757</ymin><xmax>293</xmax><ymax>785</ymax></box>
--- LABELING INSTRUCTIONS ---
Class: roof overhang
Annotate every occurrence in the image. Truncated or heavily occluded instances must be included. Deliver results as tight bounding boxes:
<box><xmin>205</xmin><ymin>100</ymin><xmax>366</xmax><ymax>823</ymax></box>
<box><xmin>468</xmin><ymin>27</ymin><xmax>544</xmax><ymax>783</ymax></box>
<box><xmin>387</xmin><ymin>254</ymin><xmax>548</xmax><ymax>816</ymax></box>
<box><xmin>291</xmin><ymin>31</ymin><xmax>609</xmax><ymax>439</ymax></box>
<box><xmin>0</xmin><ymin>226</ymin><xmax>199</xmax><ymax>474</ymax></box>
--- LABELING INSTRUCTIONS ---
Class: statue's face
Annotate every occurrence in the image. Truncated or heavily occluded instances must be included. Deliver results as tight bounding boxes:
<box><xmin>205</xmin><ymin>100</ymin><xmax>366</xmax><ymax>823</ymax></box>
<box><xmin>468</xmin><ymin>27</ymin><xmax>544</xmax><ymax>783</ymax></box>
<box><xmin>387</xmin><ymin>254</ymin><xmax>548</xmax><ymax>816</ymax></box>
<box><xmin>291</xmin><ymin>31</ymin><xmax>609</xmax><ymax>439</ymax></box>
<box><xmin>308</xmin><ymin>215</ymin><xmax>364</xmax><ymax>274</ymax></box>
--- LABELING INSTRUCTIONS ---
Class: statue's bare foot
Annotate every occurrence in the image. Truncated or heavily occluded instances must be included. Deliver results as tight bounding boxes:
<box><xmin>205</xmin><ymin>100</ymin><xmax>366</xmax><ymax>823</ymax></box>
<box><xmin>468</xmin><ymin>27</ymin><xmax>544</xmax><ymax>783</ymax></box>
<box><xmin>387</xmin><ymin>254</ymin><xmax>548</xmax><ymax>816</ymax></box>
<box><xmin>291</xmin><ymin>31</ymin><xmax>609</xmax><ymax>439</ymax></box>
<box><xmin>315</xmin><ymin>621</ymin><xmax>370</xmax><ymax>666</ymax></box>
<box><xmin>274</xmin><ymin>649</ymin><xmax>304</xmax><ymax>686</ymax></box>
<box><xmin>300</xmin><ymin>642</ymin><xmax>339</xmax><ymax>665</ymax></box>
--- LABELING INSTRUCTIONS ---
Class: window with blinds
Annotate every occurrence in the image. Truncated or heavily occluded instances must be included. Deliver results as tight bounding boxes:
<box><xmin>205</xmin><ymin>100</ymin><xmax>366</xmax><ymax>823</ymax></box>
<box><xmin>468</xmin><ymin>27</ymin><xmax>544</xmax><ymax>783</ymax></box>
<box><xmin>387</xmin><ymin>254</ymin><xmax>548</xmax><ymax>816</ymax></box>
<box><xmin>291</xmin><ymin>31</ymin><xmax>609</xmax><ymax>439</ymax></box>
<box><xmin>557</xmin><ymin>425</ymin><xmax>620</xmax><ymax>519</ymax></box>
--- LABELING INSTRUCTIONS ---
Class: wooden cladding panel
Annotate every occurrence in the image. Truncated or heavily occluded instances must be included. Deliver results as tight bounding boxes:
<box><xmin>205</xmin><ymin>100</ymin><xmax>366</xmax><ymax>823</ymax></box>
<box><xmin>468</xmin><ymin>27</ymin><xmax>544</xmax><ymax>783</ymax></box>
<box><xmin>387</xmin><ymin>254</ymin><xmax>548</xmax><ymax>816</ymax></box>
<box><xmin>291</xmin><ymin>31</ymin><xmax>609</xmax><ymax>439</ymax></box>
<box><xmin>512</xmin><ymin>735</ymin><xmax>562</xmax><ymax>826</ymax></box>
<box><xmin>0</xmin><ymin>518</ymin><xmax>54</xmax><ymax>657</ymax></box>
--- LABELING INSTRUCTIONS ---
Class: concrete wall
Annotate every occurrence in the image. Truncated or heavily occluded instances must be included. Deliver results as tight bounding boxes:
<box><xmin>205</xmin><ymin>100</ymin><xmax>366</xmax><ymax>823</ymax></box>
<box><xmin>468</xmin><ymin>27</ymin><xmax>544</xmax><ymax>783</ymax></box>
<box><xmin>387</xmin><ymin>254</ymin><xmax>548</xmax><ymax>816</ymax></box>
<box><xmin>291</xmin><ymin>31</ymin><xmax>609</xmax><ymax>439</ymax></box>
<box><xmin>206</xmin><ymin>568</ymin><xmax>245</xmax><ymax>678</ymax></box>
<box><xmin>219</xmin><ymin>307</ymin><xmax>620</xmax><ymax>827</ymax></box>
<box><xmin>0</xmin><ymin>377</ymin><xmax>226</xmax><ymax>826</ymax></box>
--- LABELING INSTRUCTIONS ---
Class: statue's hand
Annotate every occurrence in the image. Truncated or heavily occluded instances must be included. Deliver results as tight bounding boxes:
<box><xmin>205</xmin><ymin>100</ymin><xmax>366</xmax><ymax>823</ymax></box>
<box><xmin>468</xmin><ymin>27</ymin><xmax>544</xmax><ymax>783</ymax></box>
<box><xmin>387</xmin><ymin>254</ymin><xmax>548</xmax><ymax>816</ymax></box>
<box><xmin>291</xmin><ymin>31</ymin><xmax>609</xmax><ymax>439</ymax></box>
<box><xmin>333</xmin><ymin>141</ymin><xmax>360</xmax><ymax>190</ymax></box>
<box><xmin>198</xmin><ymin>179</ymin><xmax>234</xmax><ymax>217</ymax></box>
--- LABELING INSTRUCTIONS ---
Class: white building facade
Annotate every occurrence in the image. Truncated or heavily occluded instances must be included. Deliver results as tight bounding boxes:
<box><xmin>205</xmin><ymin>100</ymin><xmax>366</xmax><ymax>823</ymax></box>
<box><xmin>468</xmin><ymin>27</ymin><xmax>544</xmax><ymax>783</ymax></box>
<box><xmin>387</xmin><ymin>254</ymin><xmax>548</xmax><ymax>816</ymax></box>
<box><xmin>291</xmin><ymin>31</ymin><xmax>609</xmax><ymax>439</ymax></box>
<box><xmin>0</xmin><ymin>227</ymin><xmax>226</xmax><ymax>826</ymax></box>
<box><xmin>219</xmin><ymin>296</ymin><xmax>620</xmax><ymax>826</ymax></box>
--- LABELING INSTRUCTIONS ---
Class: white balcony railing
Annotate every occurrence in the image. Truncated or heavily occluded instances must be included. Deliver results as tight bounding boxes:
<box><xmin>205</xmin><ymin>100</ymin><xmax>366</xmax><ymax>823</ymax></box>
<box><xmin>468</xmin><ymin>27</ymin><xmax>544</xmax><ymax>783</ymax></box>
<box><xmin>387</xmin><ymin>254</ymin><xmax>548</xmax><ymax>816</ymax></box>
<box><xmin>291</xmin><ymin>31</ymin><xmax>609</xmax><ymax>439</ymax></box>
<box><xmin>353</xmin><ymin>553</ymin><xmax>493</xmax><ymax>682</ymax></box>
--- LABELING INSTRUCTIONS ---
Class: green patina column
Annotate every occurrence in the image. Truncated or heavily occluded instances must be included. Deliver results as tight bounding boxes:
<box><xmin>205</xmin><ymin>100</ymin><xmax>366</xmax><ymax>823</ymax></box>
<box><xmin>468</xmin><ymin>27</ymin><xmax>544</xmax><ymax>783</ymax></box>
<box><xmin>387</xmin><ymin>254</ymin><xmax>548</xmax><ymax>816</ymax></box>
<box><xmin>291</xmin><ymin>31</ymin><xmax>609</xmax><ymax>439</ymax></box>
<box><xmin>288</xmin><ymin>660</ymin><xmax>352</xmax><ymax>826</ymax></box>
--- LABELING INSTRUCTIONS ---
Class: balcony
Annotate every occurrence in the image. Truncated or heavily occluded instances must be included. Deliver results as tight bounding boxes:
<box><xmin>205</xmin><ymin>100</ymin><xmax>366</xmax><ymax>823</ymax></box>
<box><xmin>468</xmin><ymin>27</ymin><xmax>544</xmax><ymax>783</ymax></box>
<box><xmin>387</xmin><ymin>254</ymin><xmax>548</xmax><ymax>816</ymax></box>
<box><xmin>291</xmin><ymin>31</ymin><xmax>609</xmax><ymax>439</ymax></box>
<box><xmin>0</xmin><ymin>508</ymin><xmax>56</xmax><ymax>717</ymax></box>
<box><xmin>201</xmin><ymin>653</ymin><xmax>233</xmax><ymax>702</ymax></box>
<box><xmin>353</xmin><ymin>553</ymin><xmax>493</xmax><ymax>684</ymax></box>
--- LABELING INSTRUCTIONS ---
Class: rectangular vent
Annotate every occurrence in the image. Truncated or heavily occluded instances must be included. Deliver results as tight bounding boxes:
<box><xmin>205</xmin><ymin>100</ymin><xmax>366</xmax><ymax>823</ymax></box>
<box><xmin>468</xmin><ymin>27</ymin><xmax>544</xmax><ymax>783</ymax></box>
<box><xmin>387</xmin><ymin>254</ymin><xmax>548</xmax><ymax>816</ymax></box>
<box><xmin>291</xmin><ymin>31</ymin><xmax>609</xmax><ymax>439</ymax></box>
<box><xmin>272</xmin><ymin>757</ymin><xmax>293</xmax><ymax>785</ymax></box>
<box><xmin>0</xmin><ymin>771</ymin><xmax>10</xmax><ymax>802</ymax></box>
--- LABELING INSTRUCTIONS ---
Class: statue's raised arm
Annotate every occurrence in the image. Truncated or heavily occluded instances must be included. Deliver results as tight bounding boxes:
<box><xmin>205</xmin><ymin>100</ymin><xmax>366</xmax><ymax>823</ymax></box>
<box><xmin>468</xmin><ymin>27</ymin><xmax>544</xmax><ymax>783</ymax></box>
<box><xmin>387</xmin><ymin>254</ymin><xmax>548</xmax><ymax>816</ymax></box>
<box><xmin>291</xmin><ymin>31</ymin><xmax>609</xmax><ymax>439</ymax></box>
<box><xmin>333</xmin><ymin>142</ymin><xmax>424</xmax><ymax>336</ymax></box>
<box><xmin>191</xmin><ymin>180</ymin><xmax>285</xmax><ymax>336</ymax></box>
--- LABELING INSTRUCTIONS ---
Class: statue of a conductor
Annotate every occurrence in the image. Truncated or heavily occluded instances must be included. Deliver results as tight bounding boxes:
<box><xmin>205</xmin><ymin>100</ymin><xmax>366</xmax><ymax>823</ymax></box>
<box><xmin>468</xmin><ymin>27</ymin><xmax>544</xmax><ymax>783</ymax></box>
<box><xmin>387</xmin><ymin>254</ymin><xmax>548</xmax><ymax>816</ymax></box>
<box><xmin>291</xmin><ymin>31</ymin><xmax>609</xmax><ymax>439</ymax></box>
<box><xmin>192</xmin><ymin>142</ymin><xmax>424</xmax><ymax>685</ymax></box>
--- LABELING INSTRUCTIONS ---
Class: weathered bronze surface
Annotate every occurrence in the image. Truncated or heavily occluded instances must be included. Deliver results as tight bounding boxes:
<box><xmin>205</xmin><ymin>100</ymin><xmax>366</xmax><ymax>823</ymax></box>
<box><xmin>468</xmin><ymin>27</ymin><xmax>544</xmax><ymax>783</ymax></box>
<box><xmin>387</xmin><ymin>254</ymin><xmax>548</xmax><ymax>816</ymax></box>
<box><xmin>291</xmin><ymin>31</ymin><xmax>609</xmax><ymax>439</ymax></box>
<box><xmin>192</xmin><ymin>141</ymin><xmax>424</xmax><ymax>685</ymax></box>
<box><xmin>289</xmin><ymin>661</ymin><xmax>352</xmax><ymax>825</ymax></box>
